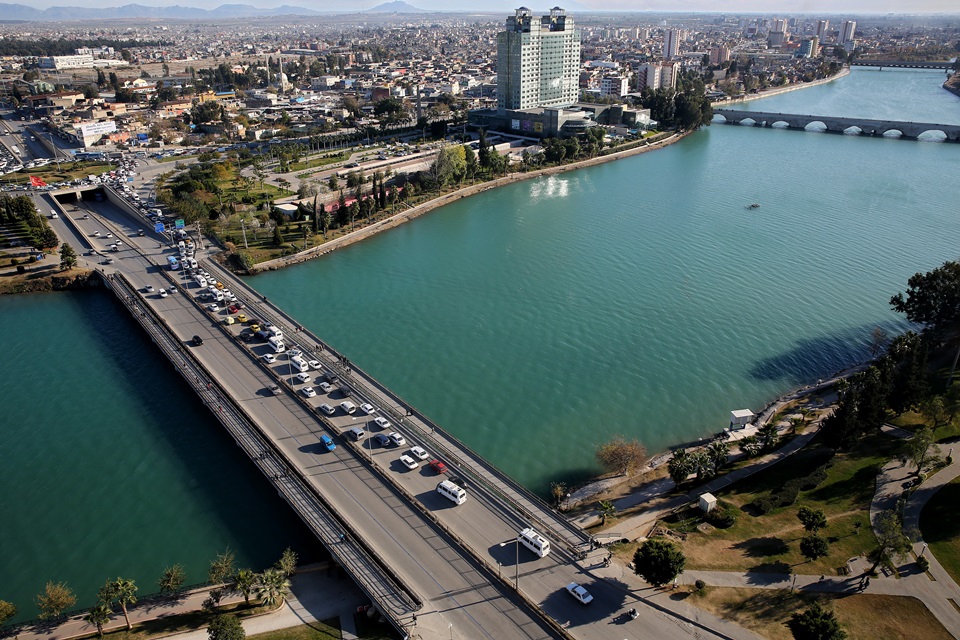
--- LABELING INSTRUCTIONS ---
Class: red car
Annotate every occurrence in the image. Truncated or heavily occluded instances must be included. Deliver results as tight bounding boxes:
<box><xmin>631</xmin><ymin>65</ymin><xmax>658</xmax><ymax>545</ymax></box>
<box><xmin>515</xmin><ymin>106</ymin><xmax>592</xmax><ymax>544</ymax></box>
<box><xmin>228</xmin><ymin>305</ymin><xmax>240</xmax><ymax>314</ymax></box>
<box><xmin>429</xmin><ymin>459</ymin><xmax>448</xmax><ymax>474</ymax></box>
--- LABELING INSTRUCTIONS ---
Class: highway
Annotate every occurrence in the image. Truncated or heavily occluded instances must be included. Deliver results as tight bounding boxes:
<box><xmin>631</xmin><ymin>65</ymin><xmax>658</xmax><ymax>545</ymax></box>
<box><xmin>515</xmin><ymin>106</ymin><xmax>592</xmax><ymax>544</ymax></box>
<box><xmin>36</xmin><ymin>180</ymin><xmax>734</xmax><ymax>640</ymax></box>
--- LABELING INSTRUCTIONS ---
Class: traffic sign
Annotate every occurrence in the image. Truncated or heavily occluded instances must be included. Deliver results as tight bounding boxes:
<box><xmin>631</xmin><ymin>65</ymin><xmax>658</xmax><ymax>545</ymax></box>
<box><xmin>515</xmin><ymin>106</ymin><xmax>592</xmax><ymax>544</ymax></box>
<box><xmin>175</xmin><ymin>219</ymin><xmax>185</xmax><ymax>229</ymax></box>
<box><xmin>154</xmin><ymin>223</ymin><xmax>166</xmax><ymax>233</ymax></box>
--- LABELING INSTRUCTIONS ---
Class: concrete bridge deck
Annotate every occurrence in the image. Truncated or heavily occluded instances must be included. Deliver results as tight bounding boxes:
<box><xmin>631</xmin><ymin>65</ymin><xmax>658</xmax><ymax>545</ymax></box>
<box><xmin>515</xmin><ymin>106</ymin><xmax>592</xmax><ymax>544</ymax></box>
<box><xmin>714</xmin><ymin>108</ymin><xmax>960</xmax><ymax>141</ymax></box>
<box><xmin>851</xmin><ymin>59</ymin><xmax>953</xmax><ymax>69</ymax></box>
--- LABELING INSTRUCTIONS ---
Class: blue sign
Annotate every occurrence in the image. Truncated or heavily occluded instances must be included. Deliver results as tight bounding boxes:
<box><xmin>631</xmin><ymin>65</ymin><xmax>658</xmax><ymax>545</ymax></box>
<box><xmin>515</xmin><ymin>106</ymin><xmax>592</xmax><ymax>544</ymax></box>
<box><xmin>175</xmin><ymin>219</ymin><xmax>185</xmax><ymax>229</ymax></box>
<box><xmin>154</xmin><ymin>223</ymin><xmax>166</xmax><ymax>233</ymax></box>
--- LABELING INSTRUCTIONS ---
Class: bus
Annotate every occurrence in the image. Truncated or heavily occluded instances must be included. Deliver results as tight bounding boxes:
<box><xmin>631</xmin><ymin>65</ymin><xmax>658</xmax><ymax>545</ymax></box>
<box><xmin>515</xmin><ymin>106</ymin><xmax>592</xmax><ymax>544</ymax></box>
<box><xmin>167</xmin><ymin>256</ymin><xmax>181</xmax><ymax>271</ymax></box>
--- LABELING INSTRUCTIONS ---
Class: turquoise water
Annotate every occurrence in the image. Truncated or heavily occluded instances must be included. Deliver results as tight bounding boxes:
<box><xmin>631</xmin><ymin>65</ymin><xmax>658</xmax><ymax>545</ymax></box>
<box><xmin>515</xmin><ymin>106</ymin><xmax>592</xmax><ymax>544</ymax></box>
<box><xmin>737</xmin><ymin>66</ymin><xmax>960</xmax><ymax>123</ymax></box>
<box><xmin>252</xmin><ymin>70</ymin><xmax>960</xmax><ymax>494</ymax></box>
<box><xmin>0</xmin><ymin>292</ymin><xmax>318</xmax><ymax>624</ymax></box>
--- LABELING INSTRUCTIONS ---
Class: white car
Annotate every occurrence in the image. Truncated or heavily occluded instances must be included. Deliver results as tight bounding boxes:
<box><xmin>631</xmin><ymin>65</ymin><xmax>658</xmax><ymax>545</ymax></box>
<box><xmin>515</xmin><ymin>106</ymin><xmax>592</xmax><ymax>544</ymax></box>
<box><xmin>168</xmin><ymin>285</ymin><xmax>177</xmax><ymax>293</ymax></box>
<box><xmin>287</xmin><ymin>348</ymin><xmax>302</xmax><ymax>358</ymax></box>
<box><xmin>295</xmin><ymin>372</ymin><xmax>311</xmax><ymax>384</ymax></box>
<box><xmin>262</xmin><ymin>353</ymin><xmax>276</xmax><ymax>364</ymax></box>
<box><xmin>308</xmin><ymin>360</ymin><xmax>322</xmax><ymax>370</ymax></box>
<box><xmin>565</xmin><ymin>582</ymin><xmax>593</xmax><ymax>605</ymax></box>
<box><xmin>374</xmin><ymin>416</ymin><xmax>391</xmax><ymax>430</ymax></box>
<box><xmin>388</xmin><ymin>432</ymin><xmax>406</xmax><ymax>447</ymax></box>
<box><xmin>319</xmin><ymin>403</ymin><xmax>335</xmax><ymax>416</ymax></box>
<box><xmin>399</xmin><ymin>454</ymin><xmax>419</xmax><ymax>471</ymax></box>
<box><xmin>269</xmin><ymin>384</ymin><xmax>282</xmax><ymax>395</ymax></box>
<box><xmin>319</xmin><ymin>382</ymin><xmax>333</xmax><ymax>393</ymax></box>
<box><xmin>206</xmin><ymin>303</ymin><xmax>219</xmax><ymax>312</ymax></box>
<box><xmin>144</xmin><ymin>285</ymin><xmax>155</xmax><ymax>293</ymax></box>
<box><xmin>409</xmin><ymin>446</ymin><xmax>429</xmax><ymax>461</ymax></box>
<box><xmin>158</xmin><ymin>288</ymin><xmax>168</xmax><ymax>298</ymax></box>
<box><xmin>360</xmin><ymin>403</ymin><xmax>376</xmax><ymax>414</ymax></box>
<box><xmin>302</xmin><ymin>386</ymin><xmax>317</xmax><ymax>398</ymax></box>
<box><xmin>105</xmin><ymin>233</ymin><xmax>113</xmax><ymax>238</ymax></box>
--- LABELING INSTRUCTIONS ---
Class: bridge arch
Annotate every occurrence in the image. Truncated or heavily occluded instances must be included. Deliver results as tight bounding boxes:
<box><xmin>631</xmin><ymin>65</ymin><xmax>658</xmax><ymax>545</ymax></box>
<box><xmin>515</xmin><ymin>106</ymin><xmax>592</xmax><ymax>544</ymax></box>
<box><xmin>842</xmin><ymin>126</ymin><xmax>863</xmax><ymax>136</ymax></box>
<box><xmin>803</xmin><ymin>121</ymin><xmax>828</xmax><ymax>133</ymax></box>
<box><xmin>917</xmin><ymin>129</ymin><xmax>948</xmax><ymax>142</ymax></box>
<box><xmin>711</xmin><ymin>114</ymin><xmax>728</xmax><ymax>124</ymax></box>
<box><xmin>770</xmin><ymin>120</ymin><xmax>791</xmax><ymax>129</ymax></box>
<box><xmin>881</xmin><ymin>129</ymin><xmax>904</xmax><ymax>139</ymax></box>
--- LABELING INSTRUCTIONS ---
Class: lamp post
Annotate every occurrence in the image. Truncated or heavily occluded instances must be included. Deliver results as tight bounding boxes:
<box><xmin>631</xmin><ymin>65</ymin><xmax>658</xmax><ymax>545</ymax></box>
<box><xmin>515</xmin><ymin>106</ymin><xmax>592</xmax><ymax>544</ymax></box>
<box><xmin>499</xmin><ymin>540</ymin><xmax>519</xmax><ymax>590</ymax></box>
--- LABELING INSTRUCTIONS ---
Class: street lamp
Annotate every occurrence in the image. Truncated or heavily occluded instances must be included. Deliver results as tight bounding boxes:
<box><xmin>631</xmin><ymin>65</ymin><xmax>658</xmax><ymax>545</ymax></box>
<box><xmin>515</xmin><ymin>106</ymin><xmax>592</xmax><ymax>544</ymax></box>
<box><xmin>499</xmin><ymin>539</ymin><xmax>519</xmax><ymax>590</ymax></box>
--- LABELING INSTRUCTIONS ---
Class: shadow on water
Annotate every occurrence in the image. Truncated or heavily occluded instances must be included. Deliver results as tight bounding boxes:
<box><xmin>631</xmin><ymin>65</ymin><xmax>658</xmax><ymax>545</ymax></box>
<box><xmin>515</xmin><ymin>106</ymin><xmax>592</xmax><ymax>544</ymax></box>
<box><xmin>747</xmin><ymin>321</ymin><xmax>908</xmax><ymax>384</ymax></box>
<box><xmin>69</xmin><ymin>289</ymin><xmax>320</xmax><ymax>568</ymax></box>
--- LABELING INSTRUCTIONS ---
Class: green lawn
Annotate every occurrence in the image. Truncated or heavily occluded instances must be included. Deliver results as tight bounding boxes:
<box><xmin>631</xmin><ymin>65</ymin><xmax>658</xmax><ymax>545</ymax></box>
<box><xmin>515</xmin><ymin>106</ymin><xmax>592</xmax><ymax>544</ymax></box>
<box><xmin>675</xmin><ymin>434</ymin><xmax>900</xmax><ymax>575</ymax></box>
<box><xmin>91</xmin><ymin>601</ymin><xmax>277</xmax><ymax>640</ymax></box>
<box><xmin>919</xmin><ymin>475</ymin><xmax>960</xmax><ymax>584</ymax></box>
<box><xmin>250</xmin><ymin>619</ymin><xmax>341</xmax><ymax>640</ymax></box>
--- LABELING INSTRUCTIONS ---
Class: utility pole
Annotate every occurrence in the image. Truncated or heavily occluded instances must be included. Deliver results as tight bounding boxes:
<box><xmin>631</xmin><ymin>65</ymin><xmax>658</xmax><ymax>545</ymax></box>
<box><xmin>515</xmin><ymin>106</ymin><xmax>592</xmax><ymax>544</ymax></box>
<box><xmin>240</xmin><ymin>217</ymin><xmax>249</xmax><ymax>249</ymax></box>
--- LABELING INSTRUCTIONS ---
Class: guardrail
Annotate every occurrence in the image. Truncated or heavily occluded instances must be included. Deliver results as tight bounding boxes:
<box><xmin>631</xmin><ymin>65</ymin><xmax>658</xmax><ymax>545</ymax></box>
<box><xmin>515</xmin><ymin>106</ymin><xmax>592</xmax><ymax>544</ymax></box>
<box><xmin>99</xmin><ymin>270</ymin><xmax>421</xmax><ymax>632</ymax></box>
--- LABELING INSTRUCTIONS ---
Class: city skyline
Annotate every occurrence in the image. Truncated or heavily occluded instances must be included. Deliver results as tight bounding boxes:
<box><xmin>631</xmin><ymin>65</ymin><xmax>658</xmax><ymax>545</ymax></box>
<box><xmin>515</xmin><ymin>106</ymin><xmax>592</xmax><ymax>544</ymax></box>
<box><xmin>16</xmin><ymin>0</ymin><xmax>960</xmax><ymax>15</ymax></box>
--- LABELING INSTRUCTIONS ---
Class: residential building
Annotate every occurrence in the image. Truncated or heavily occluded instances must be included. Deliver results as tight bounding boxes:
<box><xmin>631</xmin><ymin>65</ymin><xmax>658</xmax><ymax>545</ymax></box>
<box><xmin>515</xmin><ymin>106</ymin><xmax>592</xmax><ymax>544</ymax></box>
<box><xmin>38</xmin><ymin>54</ymin><xmax>95</xmax><ymax>70</ymax></box>
<box><xmin>840</xmin><ymin>20</ymin><xmax>857</xmax><ymax>45</ymax></box>
<box><xmin>709</xmin><ymin>46</ymin><xmax>730</xmax><ymax>66</ymax></box>
<box><xmin>799</xmin><ymin>37</ymin><xmax>820</xmax><ymax>59</ymax></box>
<box><xmin>663</xmin><ymin>29</ymin><xmax>681</xmax><ymax>60</ymax></box>
<box><xmin>496</xmin><ymin>7</ymin><xmax>580</xmax><ymax>112</ymax></box>
<box><xmin>815</xmin><ymin>20</ymin><xmax>830</xmax><ymax>42</ymax></box>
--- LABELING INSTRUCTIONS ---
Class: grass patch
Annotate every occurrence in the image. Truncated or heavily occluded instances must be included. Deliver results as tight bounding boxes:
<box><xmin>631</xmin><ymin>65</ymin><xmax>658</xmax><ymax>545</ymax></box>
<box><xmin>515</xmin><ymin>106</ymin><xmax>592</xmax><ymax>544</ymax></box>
<box><xmin>288</xmin><ymin>152</ymin><xmax>349</xmax><ymax>174</ymax></box>
<box><xmin>676</xmin><ymin>435</ymin><xmax>899</xmax><ymax>574</ymax></box>
<box><xmin>91</xmin><ymin>601</ymin><xmax>277</xmax><ymax>640</ymax></box>
<box><xmin>691</xmin><ymin>587</ymin><xmax>952</xmax><ymax>640</ymax></box>
<box><xmin>249</xmin><ymin>619</ymin><xmax>341</xmax><ymax>640</ymax></box>
<box><xmin>3</xmin><ymin>162</ymin><xmax>114</xmax><ymax>185</ymax></box>
<box><xmin>920</xmin><ymin>476</ymin><xmax>960</xmax><ymax>584</ymax></box>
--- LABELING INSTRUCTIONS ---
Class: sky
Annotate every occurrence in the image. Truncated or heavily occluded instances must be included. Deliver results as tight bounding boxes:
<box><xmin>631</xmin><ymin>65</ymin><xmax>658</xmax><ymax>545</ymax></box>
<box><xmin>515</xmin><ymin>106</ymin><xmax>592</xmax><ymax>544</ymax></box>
<box><xmin>22</xmin><ymin>0</ymin><xmax>960</xmax><ymax>13</ymax></box>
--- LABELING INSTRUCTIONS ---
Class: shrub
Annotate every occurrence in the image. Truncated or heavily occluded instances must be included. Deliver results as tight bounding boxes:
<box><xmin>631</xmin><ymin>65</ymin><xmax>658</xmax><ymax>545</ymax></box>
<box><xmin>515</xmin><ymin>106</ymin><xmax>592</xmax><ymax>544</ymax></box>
<box><xmin>917</xmin><ymin>555</ymin><xmax>930</xmax><ymax>572</ymax></box>
<box><xmin>10</xmin><ymin>258</ymin><xmax>18</xmax><ymax>266</ymax></box>
<box><xmin>753</xmin><ymin>496</ymin><xmax>777</xmax><ymax>514</ymax></box>
<box><xmin>16</xmin><ymin>265</ymin><xmax>25</xmax><ymax>274</ymax></box>
<box><xmin>706</xmin><ymin>503</ymin><xmax>738</xmax><ymax>528</ymax></box>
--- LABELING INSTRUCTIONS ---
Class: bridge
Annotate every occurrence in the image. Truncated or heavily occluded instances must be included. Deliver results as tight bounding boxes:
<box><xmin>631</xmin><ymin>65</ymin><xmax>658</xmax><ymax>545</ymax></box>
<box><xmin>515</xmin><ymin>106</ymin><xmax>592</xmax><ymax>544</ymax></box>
<box><xmin>713</xmin><ymin>109</ymin><xmax>960</xmax><ymax>142</ymax></box>
<box><xmin>851</xmin><ymin>59</ymin><xmax>954</xmax><ymax>70</ymax></box>
<box><xmin>36</xmin><ymin>183</ymin><xmax>732</xmax><ymax>640</ymax></box>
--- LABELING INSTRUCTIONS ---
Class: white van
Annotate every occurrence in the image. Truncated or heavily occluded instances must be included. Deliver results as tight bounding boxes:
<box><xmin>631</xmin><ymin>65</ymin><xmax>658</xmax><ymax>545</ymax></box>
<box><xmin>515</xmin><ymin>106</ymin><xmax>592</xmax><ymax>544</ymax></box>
<box><xmin>347</xmin><ymin>426</ymin><xmax>365</xmax><ymax>441</ymax></box>
<box><xmin>195</xmin><ymin>276</ymin><xmax>208</xmax><ymax>288</ymax></box>
<box><xmin>291</xmin><ymin>355</ymin><xmax>309</xmax><ymax>373</ymax></box>
<box><xmin>437</xmin><ymin>480</ymin><xmax>467</xmax><ymax>505</ymax></box>
<box><xmin>518</xmin><ymin>527</ymin><xmax>551</xmax><ymax>558</ymax></box>
<box><xmin>268</xmin><ymin>336</ymin><xmax>286</xmax><ymax>353</ymax></box>
<box><xmin>187</xmin><ymin>258</ymin><xmax>199</xmax><ymax>270</ymax></box>
<box><xmin>340</xmin><ymin>401</ymin><xmax>357</xmax><ymax>415</ymax></box>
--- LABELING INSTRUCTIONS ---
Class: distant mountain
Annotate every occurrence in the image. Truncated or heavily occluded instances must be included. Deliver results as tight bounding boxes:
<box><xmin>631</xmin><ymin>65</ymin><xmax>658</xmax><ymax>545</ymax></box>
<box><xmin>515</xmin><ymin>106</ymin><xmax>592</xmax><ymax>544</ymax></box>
<box><xmin>0</xmin><ymin>2</ymin><xmax>330</xmax><ymax>21</ymax></box>
<box><xmin>367</xmin><ymin>1</ymin><xmax>428</xmax><ymax>13</ymax></box>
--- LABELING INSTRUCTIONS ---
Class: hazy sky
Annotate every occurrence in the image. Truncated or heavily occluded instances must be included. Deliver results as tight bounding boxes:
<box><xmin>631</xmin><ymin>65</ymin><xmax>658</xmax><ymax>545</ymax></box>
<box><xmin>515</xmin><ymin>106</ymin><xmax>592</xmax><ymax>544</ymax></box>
<box><xmin>24</xmin><ymin>0</ymin><xmax>960</xmax><ymax>12</ymax></box>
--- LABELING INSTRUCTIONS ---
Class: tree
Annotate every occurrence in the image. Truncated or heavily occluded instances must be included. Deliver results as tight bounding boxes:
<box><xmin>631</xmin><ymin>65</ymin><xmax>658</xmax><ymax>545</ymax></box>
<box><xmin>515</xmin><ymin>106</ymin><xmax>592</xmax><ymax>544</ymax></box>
<box><xmin>274</xmin><ymin>547</ymin><xmax>298</xmax><ymax>578</ymax></box>
<box><xmin>903</xmin><ymin>427</ymin><xmax>943</xmax><ymax>477</ymax></box>
<box><xmin>689</xmin><ymin>450</ymin><xmax>716</xmax><ymax>482</ymax></box>
<box><xmin>705</xmin><ymin>440</ymin><xmax>729</xmax><ymax>470</ymax></box>
<box><xmin>58</xmin><ymin>241</ymin><xmax>76</xmax><ymax>271</ymax></box>
<box><xmin>209</xmin><ymin>548</ymin><xmax>237</xmax><ymax>586</ymax></box>
<box><xmin>632</xmin><ymin>538</ymin><xmax>685</xmax><ymax>587</ymax></box>
<box><xmin>85</xmin><ymin>603</ymin><xmax>112</xmax><ymax>637</ymax></box>
<box><xmin>790</xmin><ymin>602</ymin><xmax>847</xmax><ymax>640</ymax></box>
<box><xmin>234</xmin><ymin>569</ymin><xmax>256</xmax><ymax>606</ymax></box>
<box><xmin>0</xmin><ymin>600</ymin><xmax>16</xmax><ymax>625</ymax></box>
<box><xmin>797</xmin><ymin>507</ymin><xmax>828</xmax><ymax>533</ymax></box>
<box><xmin>36</xmin><ymin>581</ymin><xmax>77</xmax><ymax>620</ymax></box>
<box><xmin>668</xmin><ymin>448</ymin><xmax>694</xmax><ymax>486</ymax></box>
<box><xmin>550</xmin><ymin>481</ymin><xmax>567</xmax><ymax>508</ymax></box>
<box><xmin>598</xmin><ymin>500</ymin><xmax>617</xmax><ymax>525</ymax></box>
<box><xmin>159</xmin><ymin>564</ymin><xmax>186</xmax><ymax>595</ymax></box>
<box><xmin>271</xmin><ymin>225</ymin><xmax>283</xmax><ymax>247</ymax></box>
<box><xmin>757</xmin><ymin>422</ymin><xmax>780</xmax><ymax>451</ymax></box>
<box><xmin>799</xmin><ymin>534</ymin><xmax>830</xmax><ymax>562</ymax></box>
<box><xmin>100</xmin><ymin>577</ymin><xmax>137</xmax><ymax>630</ymax></box>
<box><xmin>870</xmin><ymin>510</ymin><xmax>914</xmax><ymax>573</ymax></box>
<box><xmin>207</xmin><ymin>613</ymin><xmax>245</xmax><ymax>640</ymax></box>
<box><xmin>890</xmin><ymin>260</ymin><xmax>960</xmax><ymax>337</ymax></box>
<box><xmin>256</xmin><ymin>569</ymin><xmax>290</xmax><ymax>608</ymax></box>
<box><xmin>595</xmin><ymin>435</ymin><xmax>647</xmax><ymax>477</ymax></box>
<box><xmin>921</xmin><ymin>396</ymin><xmax>951</xmax><ymax>432</ymax></box>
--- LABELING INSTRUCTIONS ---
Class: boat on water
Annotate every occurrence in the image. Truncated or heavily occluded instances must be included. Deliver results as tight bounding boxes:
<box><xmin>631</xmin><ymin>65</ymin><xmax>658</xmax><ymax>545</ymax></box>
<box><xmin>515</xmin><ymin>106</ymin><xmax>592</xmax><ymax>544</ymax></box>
<box><xmin>747</xmin><ymin>203</ymin><xmax>761</xmax><ymax>209</ymax></box>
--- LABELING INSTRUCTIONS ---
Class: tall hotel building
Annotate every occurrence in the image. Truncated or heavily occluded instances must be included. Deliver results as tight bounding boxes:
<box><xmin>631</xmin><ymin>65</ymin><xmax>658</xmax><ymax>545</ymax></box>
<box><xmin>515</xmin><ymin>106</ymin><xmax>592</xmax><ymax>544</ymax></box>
<box><xmin>840</xmin><ymin>20</ymin><xmax>857</xmax><ymax>44</ymax></box>
<box><xmin>663</xmin><ymin>29</ymin><xmax>681</xmax><ymax>60</ymax></box>
<box><xmin>497</xmin><ymin>7</ymin><xmax>581</xmax><ymax>112</ymax></box>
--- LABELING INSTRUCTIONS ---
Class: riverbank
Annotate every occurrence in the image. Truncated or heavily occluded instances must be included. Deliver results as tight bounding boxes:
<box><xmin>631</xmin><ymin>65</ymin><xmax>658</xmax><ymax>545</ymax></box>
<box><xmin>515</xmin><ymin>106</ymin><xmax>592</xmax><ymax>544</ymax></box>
<box><xmin>725</xmin><ymin>66</ymin><xmax>851</xmax><ymax>105</ymax></box>
<box><xmin>0</xmin><ymin>265</ymin><xmax>100</xmax><ymax>295</ymax></box>
<box><xmin>943</xmin><ymin>71</ymin><xmax>960</xmax><ymax>98</ymax></box>
<box><xmin>250</xmin><ymin>131</ymin><xmax>689</xmax><ymax>273</ymax></box>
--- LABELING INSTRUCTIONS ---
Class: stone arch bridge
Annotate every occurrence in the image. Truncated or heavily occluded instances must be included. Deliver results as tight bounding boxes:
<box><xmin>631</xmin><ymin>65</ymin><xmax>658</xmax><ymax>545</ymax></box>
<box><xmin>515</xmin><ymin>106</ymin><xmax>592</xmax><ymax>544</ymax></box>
<box><xmin>713</xmin><ymin>109</ymin><xmax>960</xmax><ymax>142</ymax></box>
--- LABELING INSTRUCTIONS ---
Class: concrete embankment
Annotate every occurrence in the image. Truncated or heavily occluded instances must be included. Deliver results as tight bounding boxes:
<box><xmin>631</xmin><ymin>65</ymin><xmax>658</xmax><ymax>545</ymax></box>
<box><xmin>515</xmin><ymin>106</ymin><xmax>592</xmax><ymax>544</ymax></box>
<box><xmin>725</xmin><ymin>66</ymin><xmax>850</xmax><ymax>105</ymax></box>
<box><xmin>250</xmin><ymin>131</ymin><xmax>690</xmax><ymax>273</ymax></box>
<box><xmin>943</xmin><ymin>71</ymin><xmax>960</xmax><ymax>98</ymax></box>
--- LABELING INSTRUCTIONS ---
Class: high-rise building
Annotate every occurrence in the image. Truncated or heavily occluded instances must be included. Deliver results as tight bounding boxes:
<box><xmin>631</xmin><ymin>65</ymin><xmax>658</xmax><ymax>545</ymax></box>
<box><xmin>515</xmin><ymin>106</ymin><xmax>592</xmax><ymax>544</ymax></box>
<box><xmin>663</xmin><ymin>29</ymin><xmax>681</xmax><ymax>60</ymax></box>
<box><xmin>496</xmin><ymin>7</ymin><xmax>580</xmax><ymax>112</ymax></box>
<box><xmin>709</xmin><ymin>46</ymin><xmax>730</xmax><ymax>66</ymax></box>
<box><xmin>636</xmin><ymin>63</ymin><xmax>661</xmax><ymax>90</ymax></box>
<box><xmin>799</xmin><ymin>37</ymin><xmax>820</xmax><ymax>58</ymax></box>
<box><xmin>815</xmin><ymin>19</ymin><xmax>829</xmax><ymax>42</ymax></box>
<box><xmin>840</xmin><ymin>20</ymin><xmax>857</xmax><ymax>44</ymax></box>
<box><xmin>771</xmin><ymin>19</ymin><xmax>788</xmax><ymax>34</ymax></box>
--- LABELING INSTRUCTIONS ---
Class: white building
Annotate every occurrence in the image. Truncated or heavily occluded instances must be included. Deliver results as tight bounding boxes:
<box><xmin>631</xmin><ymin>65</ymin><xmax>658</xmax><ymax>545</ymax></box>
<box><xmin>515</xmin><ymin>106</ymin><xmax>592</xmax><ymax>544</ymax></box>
<box><xmin>840</xmin><ymin>20</ymin><xmax>857</xmax><ymax>45</ymax></box>
<box><xmin>599</xmin><ymin>74</ymin><xmax>628</xmax><ymax>97</ymax></box>
<box><xmin>663</xmin><ymin>29</ymin><xmax>681</xmax><ymax>60</ymax></box>
<box><xmin>497</xmin><ymin>7</ymin><xmax>580</xmax><ymax>112</ymax></box>
<box><xmin>815</xmin><ymin>19</ymin><xmax>829</xmax><ymax>42</ymax></box>
<box><xmin>38</xmin><ymin>54</ymin><xmax>95</xmax><ymax>70</ymax></box>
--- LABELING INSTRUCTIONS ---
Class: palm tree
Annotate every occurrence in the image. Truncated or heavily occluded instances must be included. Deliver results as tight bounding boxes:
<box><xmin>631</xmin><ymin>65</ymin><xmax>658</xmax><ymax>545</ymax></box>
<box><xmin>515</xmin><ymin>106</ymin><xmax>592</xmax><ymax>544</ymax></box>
<box><xmin>705</xmin><ymin>440</ymin><xmax>729</xmax><ymax>469</ymax></box>
<box><xmin>689</xmin><ymin>450</ymin><xmax>716</xmax><ymax>482</ymax></box>
<box><xmin>85</xmin><ymin>603</ymin><xmax>112</xmax><ymax>637</ymax></box>
<box><xmin>256</xmin><ymin>569</ymin><xmax>290</xmax><ymax>608</ymax></box>
<box><xmin>757</xmin><ymin>423</ymin><xmax>780</xmax><ymax>451</ymax></box>
<box><xmin>106</xmin><ymin>578</ymin><xmax>137</xmax><ymax>630</ymax></box>
<box><xmin>597</xmin><ymin>500</ymin><xmax>617</xmax><ymax>525</ymax></box>
<box><xmin>234</xmin><ymin>569</ymin><xmax>256</xmax><ymax>606</ymax></box>
<box><xmin>668</xmin><ymin>449</ymin><xmax>693</xmax><ymax>487</ymax></box>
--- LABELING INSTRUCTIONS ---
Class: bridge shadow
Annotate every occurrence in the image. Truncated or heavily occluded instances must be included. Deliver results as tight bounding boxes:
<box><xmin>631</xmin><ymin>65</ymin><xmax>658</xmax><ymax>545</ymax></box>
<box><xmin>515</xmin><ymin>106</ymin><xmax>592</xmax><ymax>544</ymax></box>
<box><xmin>747</xmin><ymin>321</ymin><xmax>907</xmax><ymax>384</ymax></box>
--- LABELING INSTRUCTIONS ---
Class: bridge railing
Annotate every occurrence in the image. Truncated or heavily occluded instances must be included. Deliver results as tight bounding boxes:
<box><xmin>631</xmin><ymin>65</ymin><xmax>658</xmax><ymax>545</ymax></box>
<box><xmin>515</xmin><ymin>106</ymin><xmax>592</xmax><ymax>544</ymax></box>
<box><xmin>100</xmin><ymin>271</ymin><xmax>422</xmax><ymax>631</ymax></box>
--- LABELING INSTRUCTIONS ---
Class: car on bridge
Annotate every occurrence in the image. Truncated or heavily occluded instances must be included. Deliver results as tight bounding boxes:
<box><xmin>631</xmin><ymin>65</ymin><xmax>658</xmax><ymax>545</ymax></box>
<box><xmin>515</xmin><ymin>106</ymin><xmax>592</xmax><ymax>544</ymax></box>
<box><xmin>295</xmin><ymin>373</ymin><xmax>312</xmax><ymax>384</ymax></box>
<box><xmin>565</xmin><ymin>582</ymin><xmax>593</xmax><ymax>605</ymax></box>
<box><xmin>360</xmin><ymin>403</ymin><xmax>376</xmax><ymax>414</ymax></box>
<box><xmin>373</xmin><ymin>434</ymin><xmax>392</xmax><ymax>447</ymax></box>
<box><xmin>269</xmin><ymin>384</ymin><xmax>282</xmax><ymax>395</ymax></box>
<box><xmin>399</xmin><ymin>454</ymin><xmax>419</xmax><ymax>471</ymax></box>
<box><xmin>302</xmin><ymin>386</ymin><xmax>317</xmax><ymax>398</ymax></box>
<box><xmin>429</xmin><ymin>459</ymin><xmax>448</xmax><ymax>474</ymax></box>
<box><xmin>374</xmin><ymin>416</ymin><xmax>391</xmax><ymax>430</ymax></box>
<box><xmin>318</xmin><ymin>403</ymin><xmax>335</xmax><ymax>416</ymax></box>
<box><xmin>410</xmin><ymin>446</ymin><xmax>429</xmax><ymax>461</ymax></box>
<box><xmin>319</xmin><ymin>382</ymin><xmax>333</xmax><ymax>393</ymax></box>
<box><xmin>320</xmin><ymin>434</ymin><xmax>336</xmax><ymax>452</ymax></box>
<box><xmin>388</xmin><ymin>432</ymin><xmax>406</xmax><ymax>447</ymax></box>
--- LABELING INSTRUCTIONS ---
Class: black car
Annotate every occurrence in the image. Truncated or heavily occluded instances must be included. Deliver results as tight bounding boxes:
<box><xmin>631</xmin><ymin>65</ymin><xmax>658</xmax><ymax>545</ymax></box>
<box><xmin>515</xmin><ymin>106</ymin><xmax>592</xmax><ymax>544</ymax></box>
<box><xmin>191</xmin><ymin>335</ymin><xmax>203</xmax><ymax>346</ymax></box>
